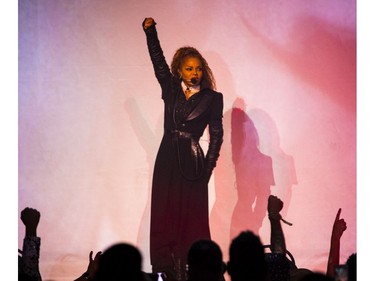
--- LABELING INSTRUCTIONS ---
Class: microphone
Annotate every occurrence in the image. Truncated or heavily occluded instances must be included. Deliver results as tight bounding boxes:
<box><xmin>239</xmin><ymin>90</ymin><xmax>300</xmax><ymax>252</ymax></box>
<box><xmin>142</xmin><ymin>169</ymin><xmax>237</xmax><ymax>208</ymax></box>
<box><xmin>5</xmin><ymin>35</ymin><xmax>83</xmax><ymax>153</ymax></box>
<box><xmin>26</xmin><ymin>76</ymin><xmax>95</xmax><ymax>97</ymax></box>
<box><xmin>190</xmin><ymin>78</ymin><xmax>198</xmax><ymax>85</ymax></box>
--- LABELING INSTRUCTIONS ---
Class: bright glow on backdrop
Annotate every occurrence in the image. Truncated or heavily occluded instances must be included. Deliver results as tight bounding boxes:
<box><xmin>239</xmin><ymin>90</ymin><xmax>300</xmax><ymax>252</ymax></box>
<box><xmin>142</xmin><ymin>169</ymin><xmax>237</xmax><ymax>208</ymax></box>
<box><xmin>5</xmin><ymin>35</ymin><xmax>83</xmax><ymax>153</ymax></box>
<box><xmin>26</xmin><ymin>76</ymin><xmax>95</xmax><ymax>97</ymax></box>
<box><xmin>18</xmin><ymin>1</ymin><xmax>356</xmax><ymax>280</ymax></box>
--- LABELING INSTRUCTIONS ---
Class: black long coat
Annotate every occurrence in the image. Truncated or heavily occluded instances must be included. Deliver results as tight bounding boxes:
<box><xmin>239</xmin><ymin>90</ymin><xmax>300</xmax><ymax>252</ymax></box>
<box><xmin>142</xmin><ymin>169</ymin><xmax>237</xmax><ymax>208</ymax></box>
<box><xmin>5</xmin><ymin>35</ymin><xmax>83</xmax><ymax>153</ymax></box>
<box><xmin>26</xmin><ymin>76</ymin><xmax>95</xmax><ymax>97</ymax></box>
<box><xmin>144</xmin><ymin>23</ymin><xmax>224</xmax><ymax>270</ymax></box>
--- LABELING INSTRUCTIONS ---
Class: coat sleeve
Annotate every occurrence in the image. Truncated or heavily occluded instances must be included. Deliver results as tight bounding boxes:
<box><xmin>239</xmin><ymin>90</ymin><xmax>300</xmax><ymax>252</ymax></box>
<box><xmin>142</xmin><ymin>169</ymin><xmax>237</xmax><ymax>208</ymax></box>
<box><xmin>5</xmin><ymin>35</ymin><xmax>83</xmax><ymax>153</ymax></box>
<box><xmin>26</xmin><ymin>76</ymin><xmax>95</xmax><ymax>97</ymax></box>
<box><xmin>143</xmin><ymin>22</ymin><xmax>172</xmax><ymax>96</ymax></box>
<box><xmin>19</xmin><ymin>236</ymin><xmax>42</xmax><ymax>281</ymax></box>
<box><xmin>205</xmin><ymin>92</ymin><xmax>224</xmax><ymax>175</ymax></box>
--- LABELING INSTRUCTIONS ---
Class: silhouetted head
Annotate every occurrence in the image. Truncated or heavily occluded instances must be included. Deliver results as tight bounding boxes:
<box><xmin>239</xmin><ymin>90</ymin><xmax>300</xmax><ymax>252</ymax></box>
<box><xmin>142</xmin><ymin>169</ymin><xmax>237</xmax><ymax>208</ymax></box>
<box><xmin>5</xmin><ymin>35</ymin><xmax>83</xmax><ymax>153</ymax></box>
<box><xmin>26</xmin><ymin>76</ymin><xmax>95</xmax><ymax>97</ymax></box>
<box><xmin>299</xmin><ymin>271</ymin><xmax>334</xmax><ymax>281</ymax></box>
<box><xmin>94</xmin><ymin>243</ymin><xmax>143</xmax><ymax>281</ymax></box>
<box><xmin>227</xmin><ymin>230</ymin><xmax>267</xmax><ymax>281</ymax></box>
<box><xmin>187</xmin><ymin>239</ymin><xmax>224</xmax><ymax>281</ymax></box>
<box><xmin>345</xmin><ymin>253</ymin><xmax>356</xmax><ymax>281</ymax></box>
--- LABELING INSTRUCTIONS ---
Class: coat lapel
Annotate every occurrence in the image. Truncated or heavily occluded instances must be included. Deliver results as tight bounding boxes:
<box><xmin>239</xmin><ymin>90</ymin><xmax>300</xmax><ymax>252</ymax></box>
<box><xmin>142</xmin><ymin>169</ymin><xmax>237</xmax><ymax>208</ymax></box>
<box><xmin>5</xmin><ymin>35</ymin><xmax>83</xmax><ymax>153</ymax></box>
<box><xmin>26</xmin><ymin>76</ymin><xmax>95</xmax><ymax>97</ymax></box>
<box><xmin>186</xmin><ymin>90</ymin><xmax>214</xmax><ymax>121</ymax></box>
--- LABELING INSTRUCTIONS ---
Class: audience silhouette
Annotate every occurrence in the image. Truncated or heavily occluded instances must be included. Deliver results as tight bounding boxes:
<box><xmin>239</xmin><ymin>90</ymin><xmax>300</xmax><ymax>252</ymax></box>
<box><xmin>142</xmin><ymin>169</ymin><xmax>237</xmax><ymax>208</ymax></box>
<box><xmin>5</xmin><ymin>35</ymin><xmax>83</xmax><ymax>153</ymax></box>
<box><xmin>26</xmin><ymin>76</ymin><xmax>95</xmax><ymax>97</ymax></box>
<box><xmin>19</xmin><ymin>197</ymin><xmax>355</xmax><ymax>281</ymax></box>
<box><xmin>74</xmin><ymin>250</ymin><xmax>101</xmax><ymax>281</ymax></box>
<box><xmin>18</xmin><ymin>207</ymin><xmax>42</xmax><ymax>281</ymax></box>
<box><xmin>299</xmin><ymin>272</ymin><xmax>334</xmax><ymax>281</ymax></box>
<box><xmin>227</xmin><ymin>230</ymin><xmax>267</xmax><ymax>281</ymax></box>
<box><xmin>265</xmin><ymin>195</ymin><xmax>293</xmax><ymax>281</ymax></box>
<box><xmin>187</xmin><ymin>239</ymin><xmax>225</xmax><ymax>281</ymax></box>
<box><xmin>345</xmin><ymin>253</ymin><xmax>356</xmax><ymax>281</ymax></box>
<box><xmin>326</xmin><ymin>208</ymin><xmax>347</xmax><ymax>278</ymax></box>
<box><xmin>75</xmin><ymin>243</ymin><xmax>152</xmax><ymax>281</ymax></box>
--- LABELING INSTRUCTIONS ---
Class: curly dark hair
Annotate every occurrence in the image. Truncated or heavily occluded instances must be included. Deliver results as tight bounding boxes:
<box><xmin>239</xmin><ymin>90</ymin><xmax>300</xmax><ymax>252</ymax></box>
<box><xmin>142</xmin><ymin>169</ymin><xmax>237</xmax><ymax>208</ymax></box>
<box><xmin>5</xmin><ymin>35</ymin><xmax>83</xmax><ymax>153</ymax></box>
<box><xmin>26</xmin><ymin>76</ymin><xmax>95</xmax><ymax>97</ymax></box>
<box><xmin>170</xmin><ymin>46</ymin><xmax>216</xmax><ymax>90</ymax></box>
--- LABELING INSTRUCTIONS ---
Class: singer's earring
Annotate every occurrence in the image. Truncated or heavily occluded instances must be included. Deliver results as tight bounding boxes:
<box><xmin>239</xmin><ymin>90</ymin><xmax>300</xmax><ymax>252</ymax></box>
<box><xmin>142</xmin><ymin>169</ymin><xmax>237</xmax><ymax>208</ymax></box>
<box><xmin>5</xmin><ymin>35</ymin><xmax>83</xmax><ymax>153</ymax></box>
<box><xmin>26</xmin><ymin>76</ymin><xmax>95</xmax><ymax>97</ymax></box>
<box><xmin>178</xmin><ymin>72</ymin><xmax>182</xmax><ymax>80</ymax></box>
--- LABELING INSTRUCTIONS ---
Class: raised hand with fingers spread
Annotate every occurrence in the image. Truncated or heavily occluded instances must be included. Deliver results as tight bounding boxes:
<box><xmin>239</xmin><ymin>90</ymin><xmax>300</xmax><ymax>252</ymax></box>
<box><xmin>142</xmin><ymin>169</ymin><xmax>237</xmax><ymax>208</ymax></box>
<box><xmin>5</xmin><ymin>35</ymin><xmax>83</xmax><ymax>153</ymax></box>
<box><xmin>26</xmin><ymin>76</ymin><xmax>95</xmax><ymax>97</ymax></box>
<box><xmin>74</xmin><ymin>250</ymin><xmax>102</xmax><ymax>281</ymax></box>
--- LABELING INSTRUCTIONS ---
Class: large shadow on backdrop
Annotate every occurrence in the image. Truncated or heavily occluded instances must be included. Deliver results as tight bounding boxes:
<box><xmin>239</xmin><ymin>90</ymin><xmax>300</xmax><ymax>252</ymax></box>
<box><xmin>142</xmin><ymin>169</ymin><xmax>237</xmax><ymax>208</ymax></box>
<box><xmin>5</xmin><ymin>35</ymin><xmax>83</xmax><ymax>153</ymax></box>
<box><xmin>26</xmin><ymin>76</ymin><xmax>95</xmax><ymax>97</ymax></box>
<box><xmin>229</xmin><ymin>98</ymin><xmax>275</xmax><ymax>238</ymax></box>
<box><xmin>249</xmin><ymin>108</ymin><xmax>297</xmax><ymax>217</ymax></box>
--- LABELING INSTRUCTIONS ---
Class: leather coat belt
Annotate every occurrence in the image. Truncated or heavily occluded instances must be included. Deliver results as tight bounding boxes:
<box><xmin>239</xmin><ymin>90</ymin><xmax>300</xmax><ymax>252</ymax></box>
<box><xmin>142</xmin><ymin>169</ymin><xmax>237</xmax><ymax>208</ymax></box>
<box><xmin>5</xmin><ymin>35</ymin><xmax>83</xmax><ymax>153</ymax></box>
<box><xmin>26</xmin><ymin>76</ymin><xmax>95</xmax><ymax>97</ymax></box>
<box><xmin>164</xmin><ymin>129</ymin><xmax>204</xmax><ymax>180</ymax></box>
<box><xmin>164</xmin><ymin>129</ymin><xmax>199</xmax><ymax>140</ymax></box>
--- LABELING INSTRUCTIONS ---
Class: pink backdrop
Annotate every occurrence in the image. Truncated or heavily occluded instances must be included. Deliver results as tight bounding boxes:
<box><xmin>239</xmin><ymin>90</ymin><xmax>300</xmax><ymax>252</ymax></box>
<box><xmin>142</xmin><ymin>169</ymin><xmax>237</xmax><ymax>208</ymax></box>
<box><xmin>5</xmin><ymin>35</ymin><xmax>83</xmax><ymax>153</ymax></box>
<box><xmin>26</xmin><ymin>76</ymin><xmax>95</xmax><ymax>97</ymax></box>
<box><xmin>18</xmin><ymin>1</ymin><xmax>356</xmax><ymax>280</ymax></box>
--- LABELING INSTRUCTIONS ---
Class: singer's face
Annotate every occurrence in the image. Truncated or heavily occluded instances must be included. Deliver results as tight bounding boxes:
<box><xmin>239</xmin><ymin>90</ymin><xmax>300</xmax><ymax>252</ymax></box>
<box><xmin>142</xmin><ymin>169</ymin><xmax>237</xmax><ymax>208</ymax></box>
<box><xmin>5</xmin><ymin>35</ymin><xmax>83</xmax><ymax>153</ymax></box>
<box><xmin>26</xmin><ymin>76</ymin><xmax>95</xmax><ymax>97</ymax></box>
<box><xmin>180</xmin><ymin>57</ymin><xmax>203</xmax><ymax>87</ymax></box>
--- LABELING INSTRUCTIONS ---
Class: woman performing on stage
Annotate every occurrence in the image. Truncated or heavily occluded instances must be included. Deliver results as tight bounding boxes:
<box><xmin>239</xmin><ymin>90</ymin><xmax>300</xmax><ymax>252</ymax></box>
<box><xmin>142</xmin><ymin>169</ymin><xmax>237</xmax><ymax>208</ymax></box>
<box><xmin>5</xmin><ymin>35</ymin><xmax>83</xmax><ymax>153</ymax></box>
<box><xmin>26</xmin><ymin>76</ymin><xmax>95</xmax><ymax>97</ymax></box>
<box><xmin>142</xmin><ymin>17</ymin><xmax>224</xmax><ymax>281</ymax></box>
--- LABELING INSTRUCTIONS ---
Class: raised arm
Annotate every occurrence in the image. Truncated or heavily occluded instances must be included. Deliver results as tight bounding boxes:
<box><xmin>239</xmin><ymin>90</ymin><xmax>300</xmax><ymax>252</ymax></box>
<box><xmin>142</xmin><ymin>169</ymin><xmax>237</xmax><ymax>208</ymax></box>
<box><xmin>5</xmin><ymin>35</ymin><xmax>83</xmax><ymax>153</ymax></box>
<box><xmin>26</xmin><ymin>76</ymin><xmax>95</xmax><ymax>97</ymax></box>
<box><xmin>266</xmin><ymin>196</ymin><xmax>294</xmax><ymax>281</ymax></box>
<box><xmin>267</xmin><ymin>195</ymin><xmax>287</xmax><ymax>254</ymax></box>
<box><xmin>326</xmin><ymin>208</ymin><xmax>347</xmax><ymax>278</ymax></box>
<box><xmin>19</xmin><ymin>207</ymin><xmax>42</xmax><ymax>281</ymax></box>
<box><xmin>142</xmin><ymin>17</ymin><xmax>171</xmax><ymax>85</ymax></box>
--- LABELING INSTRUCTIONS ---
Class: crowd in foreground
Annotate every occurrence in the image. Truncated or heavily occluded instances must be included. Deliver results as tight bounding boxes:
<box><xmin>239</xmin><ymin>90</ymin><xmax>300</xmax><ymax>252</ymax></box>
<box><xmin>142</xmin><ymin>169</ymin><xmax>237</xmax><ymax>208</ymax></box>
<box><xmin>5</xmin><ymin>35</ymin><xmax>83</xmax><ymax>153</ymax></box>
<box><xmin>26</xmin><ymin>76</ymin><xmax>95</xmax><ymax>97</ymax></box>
<box><xmin>18</xmin><ymin>195</ymin><xmax>356</xmax><ymax>281</ymax></box>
